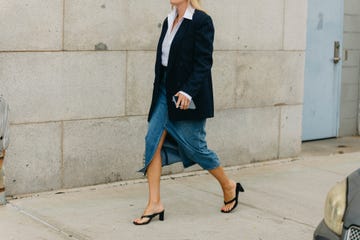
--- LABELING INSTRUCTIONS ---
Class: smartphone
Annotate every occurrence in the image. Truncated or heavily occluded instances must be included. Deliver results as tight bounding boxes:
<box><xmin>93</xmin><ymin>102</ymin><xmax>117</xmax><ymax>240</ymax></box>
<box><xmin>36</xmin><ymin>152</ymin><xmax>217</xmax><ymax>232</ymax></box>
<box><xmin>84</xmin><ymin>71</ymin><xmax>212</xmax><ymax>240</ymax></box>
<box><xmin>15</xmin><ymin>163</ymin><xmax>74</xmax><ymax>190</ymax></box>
<box><xmin>172</xmin><ymin>96</ymin><xmax>196</xmax><ymax>110</ymax></box>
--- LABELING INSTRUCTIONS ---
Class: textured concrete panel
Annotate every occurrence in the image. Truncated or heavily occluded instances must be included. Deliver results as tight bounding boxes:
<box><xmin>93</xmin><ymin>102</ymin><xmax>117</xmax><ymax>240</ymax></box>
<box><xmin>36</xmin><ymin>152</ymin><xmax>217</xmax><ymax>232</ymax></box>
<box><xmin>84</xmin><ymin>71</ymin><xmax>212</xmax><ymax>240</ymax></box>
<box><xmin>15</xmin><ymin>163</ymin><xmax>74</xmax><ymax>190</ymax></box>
<box><xmin>344</xmin><ymin>33</ymin><xmax>360</xmax><ymax>50</ymax></box>
<box><xmin>0</xmin><ymin>52</ymin><xmax>126</xmax><ymax>123</ymax></box>
<box><xmin>284</xmin><ymin>0</ymin><xmax>307</xmax><ymax>50</ymax></box>
<box><xmin>340</xmin><ymin>100</ymin><xmax>358</xmax><ymax>119</ymax></box>
<box><xmin>341</xmin><ymin>83</ymin><xmax>359</xmax><ymax>102</ymax></box>
<box><xmin>212</xmin><ymin>51</ymin><xmax>237</xmax><ymax>110</ymax></box>
<box><xmin>345</xmin><ymin>0</ymin><xmax>360</xmax><ymax>15</ymax></box>
<box><xmin>235</xmin><ymin>51</ymin><xmax>305</xmax><ymax>108</ymax></box>
<box><xmin>339</xmin><ymin>118</ymin><xmax>358</xmax><ymax>136</ymax></box>
<box><xmin>342</xmin><ymin>67</ymin><xmax>359</xmax><ymax>84</ymax></box>
<box><xmin>279</xmin><ymin>105</ymin><xmax>302</xmax><ymax>158</ymax></box>
<box><xmin>63</xmin><ymin>117</ymin><xmax>147</xmax><ymax>188</ymax></box>
<box><xmin>344</xmin><ymin>15</ymin><xmax>360</xmax><ymax>33</ymax></box>
<box><xmin>0</xmin><ymin>0</ymin><xmax>63</xmax><ymax>51</ymax></box>
<box><xmin>204</xmin><ymin>0</ymin><xmax>284</xmax><ymax>50</ymax></box>
<box><xmin>4</xmin><ymin>123</ymin><xmax>62</xmax><ymax>195</ymax></box>
<box><xmin>64</xmin><ymin>0</ymin><xmax>169</xmax><ymax>50</ymax></box>
<box><xmin>206</xmin><ymin>107</ymin><xmax>280</xmax><ymax>167</ymax></box>
<box><xmin>126</xmin><ymin>51</ymin><xmax>156</xmax><ymax>116</ymax></box>
<box><xmin>342</xmin><ymin>51</ymin><xmax>360</xmax><ymax>67</ymax></box>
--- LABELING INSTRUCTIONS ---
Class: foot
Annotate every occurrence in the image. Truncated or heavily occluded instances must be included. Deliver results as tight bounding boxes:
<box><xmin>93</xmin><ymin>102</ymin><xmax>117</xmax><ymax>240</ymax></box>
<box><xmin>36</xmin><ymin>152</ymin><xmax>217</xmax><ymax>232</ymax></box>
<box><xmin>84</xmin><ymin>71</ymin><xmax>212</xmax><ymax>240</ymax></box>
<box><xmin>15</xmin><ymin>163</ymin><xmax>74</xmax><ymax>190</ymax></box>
<box><xmin>221</xmin><ymin>180</ymin><xmax>237</xmax><ymax>212</ymax></box>
<box><xmin>133</xmin><ymin>203</ymin><xmax>164</xmax><ymax>225</ymax></box>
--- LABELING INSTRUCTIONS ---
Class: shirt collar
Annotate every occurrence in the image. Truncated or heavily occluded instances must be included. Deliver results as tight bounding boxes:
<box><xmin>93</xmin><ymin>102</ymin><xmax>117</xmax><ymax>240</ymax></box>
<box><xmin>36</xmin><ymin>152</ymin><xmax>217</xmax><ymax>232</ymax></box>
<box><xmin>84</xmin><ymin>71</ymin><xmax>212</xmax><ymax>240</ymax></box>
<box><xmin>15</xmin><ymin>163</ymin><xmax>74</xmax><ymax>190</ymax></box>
<box><xmin>183</xmin><ymin>5</ymin><xmax>195</xmax><ymax>20</ymax></box>
<box><xmin>168</xmin><ymin>4</ymin><xmax>195</xmax><ymax>23</ymax></box>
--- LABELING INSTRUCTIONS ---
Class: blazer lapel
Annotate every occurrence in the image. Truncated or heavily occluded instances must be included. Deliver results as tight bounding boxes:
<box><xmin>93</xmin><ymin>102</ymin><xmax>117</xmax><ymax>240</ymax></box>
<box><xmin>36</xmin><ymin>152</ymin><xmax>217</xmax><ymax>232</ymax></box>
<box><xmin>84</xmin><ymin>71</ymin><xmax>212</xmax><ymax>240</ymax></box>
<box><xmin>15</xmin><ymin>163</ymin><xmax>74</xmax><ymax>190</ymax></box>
<box><xmin>155</xmin><ymin>19</ymin><xmax>169</xmax><ymax>75</ymax></box>
<box><xmin>158</xmin><ymin>20</ymin><xmax>168</xmax><ymax>49</ymax></box>
<box><xmin>167</xmin><ymin>19</ymin><xmax>191</xmax><ymax>69</ymax></box>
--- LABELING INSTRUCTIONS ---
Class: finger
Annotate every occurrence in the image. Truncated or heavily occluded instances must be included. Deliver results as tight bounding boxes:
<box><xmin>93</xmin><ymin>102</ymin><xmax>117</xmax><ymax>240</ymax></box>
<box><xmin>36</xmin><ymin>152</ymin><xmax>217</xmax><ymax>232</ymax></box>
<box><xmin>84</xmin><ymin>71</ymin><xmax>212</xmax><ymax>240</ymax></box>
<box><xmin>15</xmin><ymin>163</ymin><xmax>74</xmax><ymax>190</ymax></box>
<box><xmin>181</xmin><ymin>97</ymin><xmax>190</xmax><ymax>110</ymax></box>
<box><xmin>183</xmin><ymin>99</ymin><xmax>190</xmax><ymax>109</ymax></box>
<box><xmin>178</xmin><ymin>96</ymin><xmax>185</xmax><ymax>109</ymax></box>
<box><xmin>179</xmin><ymin>96</ymin><xmax>186</xmax><ymax>109</ymax></box>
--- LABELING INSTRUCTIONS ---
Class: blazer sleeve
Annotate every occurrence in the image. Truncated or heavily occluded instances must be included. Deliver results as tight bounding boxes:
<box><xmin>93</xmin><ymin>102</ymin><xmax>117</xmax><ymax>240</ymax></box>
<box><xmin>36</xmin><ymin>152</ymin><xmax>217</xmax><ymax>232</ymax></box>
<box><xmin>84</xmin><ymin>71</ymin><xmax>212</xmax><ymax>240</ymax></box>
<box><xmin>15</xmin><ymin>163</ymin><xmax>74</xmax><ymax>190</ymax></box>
<box><xmin>181</xmin><ymin>14</ymin><xmax>214</xmax><ymax>98</ymax></box>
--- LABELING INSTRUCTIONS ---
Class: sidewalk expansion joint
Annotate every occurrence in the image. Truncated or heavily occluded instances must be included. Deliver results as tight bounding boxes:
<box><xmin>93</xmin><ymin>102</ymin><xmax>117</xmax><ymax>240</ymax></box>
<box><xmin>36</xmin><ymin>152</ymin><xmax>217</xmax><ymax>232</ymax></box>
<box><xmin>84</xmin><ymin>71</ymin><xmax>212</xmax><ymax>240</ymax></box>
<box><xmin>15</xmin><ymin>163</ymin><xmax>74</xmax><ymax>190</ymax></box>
<box><xmin>239</xmin><ymin>201</ymin><xmax>316</xmax><ymax>229</ymax></box>
<box><xmin>295</xmin><ymin>161</ymin><xmax>351</xmax><ymax>176</ymax></box>
<box><xmin>8</xmin><ymin>203</ymin><xmax>86</xmax><ymax>240</ymax></box>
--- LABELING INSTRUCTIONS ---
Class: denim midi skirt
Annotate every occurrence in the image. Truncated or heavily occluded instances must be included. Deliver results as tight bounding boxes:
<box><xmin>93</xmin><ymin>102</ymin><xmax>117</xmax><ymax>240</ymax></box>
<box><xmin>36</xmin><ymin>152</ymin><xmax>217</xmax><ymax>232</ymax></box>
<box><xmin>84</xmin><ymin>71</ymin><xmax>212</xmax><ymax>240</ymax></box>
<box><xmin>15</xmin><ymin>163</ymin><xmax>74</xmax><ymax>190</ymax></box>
<box><xmin>139</xmin><ymin>72</ymin><xmax>220</xmax><ymax>174</ymax></box>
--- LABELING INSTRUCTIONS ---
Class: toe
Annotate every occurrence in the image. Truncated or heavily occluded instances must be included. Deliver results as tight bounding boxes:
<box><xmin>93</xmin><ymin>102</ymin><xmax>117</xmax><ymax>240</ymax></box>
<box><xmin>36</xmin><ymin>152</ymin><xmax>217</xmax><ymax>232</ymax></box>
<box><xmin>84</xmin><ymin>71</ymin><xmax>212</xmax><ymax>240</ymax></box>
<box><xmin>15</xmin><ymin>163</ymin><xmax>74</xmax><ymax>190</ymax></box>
<box><xmin>133</xmin><ymin>217</ymin><xmax>150</xmax><ymax>225</ymax></box>
<box><xmin>222</xmin><ymin>201</ymin><xmax>235</xmax><ymax>212</ymax></box>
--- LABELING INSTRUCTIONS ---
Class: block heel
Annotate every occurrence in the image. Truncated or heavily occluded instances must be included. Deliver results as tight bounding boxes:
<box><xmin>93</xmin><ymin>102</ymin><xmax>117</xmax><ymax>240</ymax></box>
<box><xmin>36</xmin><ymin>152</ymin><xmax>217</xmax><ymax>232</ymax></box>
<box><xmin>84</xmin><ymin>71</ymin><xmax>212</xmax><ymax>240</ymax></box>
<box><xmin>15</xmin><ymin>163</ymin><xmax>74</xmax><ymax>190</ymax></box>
<box><xmin>221</xmin><ymin>182</ymin><xmax>245</xmax><ymax>213</ymax></box>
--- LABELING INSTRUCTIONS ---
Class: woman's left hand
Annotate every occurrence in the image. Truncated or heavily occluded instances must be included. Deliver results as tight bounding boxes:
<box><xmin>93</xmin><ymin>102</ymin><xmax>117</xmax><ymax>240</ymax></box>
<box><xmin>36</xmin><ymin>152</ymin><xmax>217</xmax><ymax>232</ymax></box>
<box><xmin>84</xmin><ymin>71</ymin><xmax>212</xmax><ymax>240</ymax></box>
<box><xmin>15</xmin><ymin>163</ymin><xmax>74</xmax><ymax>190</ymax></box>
<box><xmin>175</xmin><ymin>92</ymin><xmax>191</xmax><ymax>110</ymax></box>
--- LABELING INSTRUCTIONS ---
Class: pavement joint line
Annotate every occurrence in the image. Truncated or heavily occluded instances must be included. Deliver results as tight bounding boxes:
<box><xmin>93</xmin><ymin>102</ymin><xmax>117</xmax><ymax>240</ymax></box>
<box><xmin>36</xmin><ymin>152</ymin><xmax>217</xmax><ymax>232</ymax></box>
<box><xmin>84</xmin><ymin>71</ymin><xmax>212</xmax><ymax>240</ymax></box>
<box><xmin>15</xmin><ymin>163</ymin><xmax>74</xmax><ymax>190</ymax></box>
<box><xmin>8</xmin><ymin>202</ymin><xmax>84</xmax><ymax>240</ymax></box>
<box><xmin>296</xmin><ymin>152</ymin><xmax>360</xmax><ymax>176</ymax></box>
<box><xmin>239</xmin><ymin>201</ymin><xmax>316</xmax><ymax>229</ymax></box>
<box><xmin>295</xmin><ymin>162</ymin><xmax>353</xmax><ymax>176</ymax></box>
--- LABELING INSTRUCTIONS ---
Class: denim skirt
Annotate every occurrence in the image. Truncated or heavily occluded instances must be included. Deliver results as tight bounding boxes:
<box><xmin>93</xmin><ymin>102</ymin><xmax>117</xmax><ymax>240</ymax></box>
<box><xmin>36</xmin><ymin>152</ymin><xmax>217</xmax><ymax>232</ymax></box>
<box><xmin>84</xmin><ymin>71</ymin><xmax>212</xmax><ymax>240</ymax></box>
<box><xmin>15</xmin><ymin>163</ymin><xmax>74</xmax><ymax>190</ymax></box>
<box><xmin>139</xmin><ymin>72</ymin><xmax>220</xmax><ymax>174</ymax></box>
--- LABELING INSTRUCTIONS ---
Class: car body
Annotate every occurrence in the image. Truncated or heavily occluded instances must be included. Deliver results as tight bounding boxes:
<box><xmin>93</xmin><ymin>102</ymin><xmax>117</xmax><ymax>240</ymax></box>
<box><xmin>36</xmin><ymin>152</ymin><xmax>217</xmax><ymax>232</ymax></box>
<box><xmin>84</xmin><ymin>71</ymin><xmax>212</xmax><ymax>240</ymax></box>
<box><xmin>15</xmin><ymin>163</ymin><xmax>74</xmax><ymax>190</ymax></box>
<box><xmin>314</xmin><ymin>168</ymin><xmax>360</xmax><ymax>240</ymax></box>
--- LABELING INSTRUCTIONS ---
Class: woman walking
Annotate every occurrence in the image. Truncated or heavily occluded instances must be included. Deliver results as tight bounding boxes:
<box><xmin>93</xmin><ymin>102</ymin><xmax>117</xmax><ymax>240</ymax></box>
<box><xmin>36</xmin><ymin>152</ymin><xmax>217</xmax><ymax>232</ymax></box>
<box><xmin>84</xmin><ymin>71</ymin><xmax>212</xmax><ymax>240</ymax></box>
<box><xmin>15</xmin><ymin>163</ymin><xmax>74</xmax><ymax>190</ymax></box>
<box><xmin>133</xmin><ymin>0</ymin><xmax>244</xmax><ymax>225</ymax></box>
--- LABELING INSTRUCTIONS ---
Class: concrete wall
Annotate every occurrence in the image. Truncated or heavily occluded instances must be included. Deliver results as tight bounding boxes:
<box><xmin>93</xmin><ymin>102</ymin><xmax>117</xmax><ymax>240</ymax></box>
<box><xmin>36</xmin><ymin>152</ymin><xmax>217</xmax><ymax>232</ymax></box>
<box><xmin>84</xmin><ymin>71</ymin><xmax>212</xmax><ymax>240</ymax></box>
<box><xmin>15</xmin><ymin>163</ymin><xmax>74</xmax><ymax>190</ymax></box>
<box><xmin>340</xmin><ymin>0</ymin><xmax>360</xmax><ymax>136</ymax></box>
<box><xmin>0</xmin><ymin>0</ymin><xmax>307</xmax><ymax>195</ymax></box>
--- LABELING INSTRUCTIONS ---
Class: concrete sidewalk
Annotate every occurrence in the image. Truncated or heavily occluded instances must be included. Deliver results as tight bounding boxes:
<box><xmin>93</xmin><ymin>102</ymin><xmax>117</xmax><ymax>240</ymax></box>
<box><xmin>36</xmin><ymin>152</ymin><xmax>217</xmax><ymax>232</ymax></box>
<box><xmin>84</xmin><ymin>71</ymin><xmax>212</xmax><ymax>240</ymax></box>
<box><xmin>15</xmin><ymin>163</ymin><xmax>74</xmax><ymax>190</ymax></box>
<box><xmin>0</xmin><ymin>140</ymin><xmax>359</xmax><ymax>240</ymax></box>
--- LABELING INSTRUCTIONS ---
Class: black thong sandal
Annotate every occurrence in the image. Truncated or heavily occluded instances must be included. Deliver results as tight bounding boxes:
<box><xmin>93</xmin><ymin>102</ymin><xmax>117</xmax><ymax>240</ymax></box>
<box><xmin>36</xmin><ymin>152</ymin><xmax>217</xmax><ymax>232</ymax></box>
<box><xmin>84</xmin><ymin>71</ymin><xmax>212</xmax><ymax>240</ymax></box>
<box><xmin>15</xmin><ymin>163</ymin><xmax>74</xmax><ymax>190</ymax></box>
<box><xmin>133</xmin><ymin>210</ymin><xmax>165</xmax><ymax>225</ymax></box>
<box><xmin>221</xmin><ymin>182</ymin><xmax>245</xmax><ymax>213</ymax></box>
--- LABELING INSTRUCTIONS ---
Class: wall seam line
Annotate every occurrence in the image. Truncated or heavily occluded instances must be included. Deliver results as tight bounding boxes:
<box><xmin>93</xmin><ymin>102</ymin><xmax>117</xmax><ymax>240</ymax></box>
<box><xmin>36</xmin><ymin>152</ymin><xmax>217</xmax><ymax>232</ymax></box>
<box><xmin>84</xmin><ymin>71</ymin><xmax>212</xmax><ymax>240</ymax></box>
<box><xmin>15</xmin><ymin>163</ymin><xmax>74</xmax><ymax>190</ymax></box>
<box><xmin>61</xmin><ymin>121</ymin><xmax>64</xmax><ymax>188</ymax></box>
<box><xmin>8</xmin><ymin>104</ymin><xmax>305</xmax><ymax>126</ymax></box>
<box><xmin>0</xmin><ymin>49</ymin><xmax>306</xmax><ymax>54</ymax></box>
<box><xmin>282</xmin><ymin>0</ymin><xmax>286</xmax><ymax>50</ymax></box>
<box><xmin>62</xmin><ymin>0</ymin><xmax>65</xmax><ymax>51</ymax></box>
<box><xmin>125</xmin><ymin>50</ymin><xmax>128</xmax><ymax>116</ymax></box>
<box><xmin>277</xmin><ymin>106</ymin><xmax>282</xmax><ymax>159</ymax></box>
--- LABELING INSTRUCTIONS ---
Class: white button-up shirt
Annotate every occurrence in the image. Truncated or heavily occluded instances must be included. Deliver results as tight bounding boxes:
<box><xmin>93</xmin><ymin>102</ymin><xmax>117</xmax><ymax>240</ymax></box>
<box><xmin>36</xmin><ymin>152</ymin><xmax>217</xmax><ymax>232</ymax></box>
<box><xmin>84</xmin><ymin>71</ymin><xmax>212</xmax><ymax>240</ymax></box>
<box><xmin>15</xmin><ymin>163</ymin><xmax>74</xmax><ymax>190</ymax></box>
<box><xmin>161</xmin><ymin>5</ymin><xmax>194</xmax><ymax>67</ymax></box>
<box><xmin>161</xmin><ymin>5</ymin><xmax>195</xmax><ymax>100</ymax></box>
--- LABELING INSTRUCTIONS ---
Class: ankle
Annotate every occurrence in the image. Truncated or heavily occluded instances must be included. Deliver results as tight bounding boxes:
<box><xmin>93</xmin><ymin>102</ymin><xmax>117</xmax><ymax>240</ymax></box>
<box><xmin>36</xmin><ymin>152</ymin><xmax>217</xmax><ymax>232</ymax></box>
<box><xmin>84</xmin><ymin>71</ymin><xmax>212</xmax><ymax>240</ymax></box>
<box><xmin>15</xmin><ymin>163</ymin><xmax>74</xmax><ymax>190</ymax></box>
<box><xmin>223</xmin><ymin>180</ymin><xmax>235</xmax><ymax>191</ymax></box>
<box><xmin>147</xmin><ymin>201</ymin><xmax>163</xmax><ymax>209</ymax></box>
<box><xmin>148</xmin><ymin>200</ymin><xmax>161</xmax><ymax>205</ymax></box>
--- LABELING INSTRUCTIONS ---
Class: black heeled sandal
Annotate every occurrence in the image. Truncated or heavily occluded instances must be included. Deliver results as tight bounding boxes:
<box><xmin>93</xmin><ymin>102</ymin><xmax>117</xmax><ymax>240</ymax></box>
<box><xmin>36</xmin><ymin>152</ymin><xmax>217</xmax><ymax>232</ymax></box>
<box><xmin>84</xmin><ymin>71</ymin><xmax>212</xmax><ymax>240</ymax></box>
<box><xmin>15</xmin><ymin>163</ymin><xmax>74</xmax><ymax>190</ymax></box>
<box><xmin>221</xmin><ymin>182</ymin><xmax>245</xmax><ymax>213</ymax></box>
<box><xmin>133</xmin><ymin>210</ymin><xmax>165</xmax><ymax>225</ymax></box>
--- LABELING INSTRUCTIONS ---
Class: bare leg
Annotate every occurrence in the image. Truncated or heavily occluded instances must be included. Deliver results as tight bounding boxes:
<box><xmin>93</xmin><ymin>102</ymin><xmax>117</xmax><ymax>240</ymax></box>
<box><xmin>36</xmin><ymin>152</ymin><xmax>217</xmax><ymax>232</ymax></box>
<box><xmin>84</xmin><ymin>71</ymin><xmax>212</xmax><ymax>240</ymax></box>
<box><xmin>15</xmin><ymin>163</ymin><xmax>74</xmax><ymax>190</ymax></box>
<box><xmin>133</xmin><ymin>130</ymin><xmax>167</xmax><ymax>224</ymax></box>
<box><xmin>209</xmin><ymin>166</ymin><xmax>237</xmax><ymax>212</ymax></box>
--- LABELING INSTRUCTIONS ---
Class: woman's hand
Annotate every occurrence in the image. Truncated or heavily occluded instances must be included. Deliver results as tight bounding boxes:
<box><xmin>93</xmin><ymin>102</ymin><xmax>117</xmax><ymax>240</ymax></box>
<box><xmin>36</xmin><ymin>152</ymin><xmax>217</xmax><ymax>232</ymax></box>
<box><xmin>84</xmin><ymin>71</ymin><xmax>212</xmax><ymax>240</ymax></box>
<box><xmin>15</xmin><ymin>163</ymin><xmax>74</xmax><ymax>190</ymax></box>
<box><xmin>175</xmin><ymin>92</ymin><xmax>191</xmax><ymax>110</ymax></box>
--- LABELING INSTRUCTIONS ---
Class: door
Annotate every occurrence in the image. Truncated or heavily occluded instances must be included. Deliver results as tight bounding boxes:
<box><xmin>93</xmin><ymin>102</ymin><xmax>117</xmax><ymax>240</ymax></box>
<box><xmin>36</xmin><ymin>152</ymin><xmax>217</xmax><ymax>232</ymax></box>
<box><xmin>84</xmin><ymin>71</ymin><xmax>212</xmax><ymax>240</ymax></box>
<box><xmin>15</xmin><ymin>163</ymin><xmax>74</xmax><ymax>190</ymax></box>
<box><xmin>302</xmin><ymin>0</ymin><xmax>344</xmax><ymax>141</ymax></box>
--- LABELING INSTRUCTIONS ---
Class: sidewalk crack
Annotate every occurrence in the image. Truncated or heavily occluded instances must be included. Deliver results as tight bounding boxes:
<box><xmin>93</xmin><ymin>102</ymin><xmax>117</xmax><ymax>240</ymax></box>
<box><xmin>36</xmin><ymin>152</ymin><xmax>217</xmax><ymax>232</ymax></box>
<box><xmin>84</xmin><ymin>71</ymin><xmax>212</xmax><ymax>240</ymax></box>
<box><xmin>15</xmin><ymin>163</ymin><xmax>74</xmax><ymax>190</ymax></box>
<box><xmin>8</xmin><ymin>202</ymin><xmax>87</xmax><ymax>240</ymax></box>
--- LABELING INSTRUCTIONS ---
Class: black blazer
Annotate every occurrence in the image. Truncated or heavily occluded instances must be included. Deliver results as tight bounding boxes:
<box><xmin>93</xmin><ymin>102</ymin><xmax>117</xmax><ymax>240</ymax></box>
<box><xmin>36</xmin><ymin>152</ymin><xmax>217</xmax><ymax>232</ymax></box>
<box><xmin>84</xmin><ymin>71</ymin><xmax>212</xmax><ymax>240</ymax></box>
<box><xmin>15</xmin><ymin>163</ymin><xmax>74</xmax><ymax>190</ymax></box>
<box><xmin>148</xmin><ymin>9</ymin><xmax>215</xmax><ymax>122</ymax></box>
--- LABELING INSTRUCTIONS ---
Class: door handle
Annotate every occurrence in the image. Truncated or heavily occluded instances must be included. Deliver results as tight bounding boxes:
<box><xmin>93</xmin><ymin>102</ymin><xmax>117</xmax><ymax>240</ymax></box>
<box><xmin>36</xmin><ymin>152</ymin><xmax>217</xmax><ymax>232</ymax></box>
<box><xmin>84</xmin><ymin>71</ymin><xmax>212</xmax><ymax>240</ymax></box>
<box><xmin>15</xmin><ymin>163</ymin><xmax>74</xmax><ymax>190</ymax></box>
<box><xmin>333</xmin><ymin>41</ymin><xmax>341</xmax><ymax>64</ymax></box>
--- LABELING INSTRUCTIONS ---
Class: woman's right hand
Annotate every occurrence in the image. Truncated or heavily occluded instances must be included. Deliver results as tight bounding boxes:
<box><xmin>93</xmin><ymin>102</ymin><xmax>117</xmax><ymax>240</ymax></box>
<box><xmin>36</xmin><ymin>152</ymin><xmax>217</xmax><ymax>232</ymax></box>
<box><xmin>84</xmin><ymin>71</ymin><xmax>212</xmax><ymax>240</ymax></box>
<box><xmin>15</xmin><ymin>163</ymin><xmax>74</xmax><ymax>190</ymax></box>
<box><xmin>174</xmin><ymin>92</ymin><xmax>191</xmax><ymax>110</ymax></box>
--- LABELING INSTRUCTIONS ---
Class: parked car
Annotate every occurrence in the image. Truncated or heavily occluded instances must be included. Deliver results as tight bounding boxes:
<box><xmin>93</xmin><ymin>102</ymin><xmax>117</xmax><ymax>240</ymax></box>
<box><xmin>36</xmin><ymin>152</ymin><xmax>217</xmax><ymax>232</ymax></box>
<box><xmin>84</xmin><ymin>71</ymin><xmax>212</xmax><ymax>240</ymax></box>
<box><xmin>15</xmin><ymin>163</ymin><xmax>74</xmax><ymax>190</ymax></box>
<box><xmin>314</xmin><ymin>168</ymin><xmax>360</xmax><ymax>240</ymax></box>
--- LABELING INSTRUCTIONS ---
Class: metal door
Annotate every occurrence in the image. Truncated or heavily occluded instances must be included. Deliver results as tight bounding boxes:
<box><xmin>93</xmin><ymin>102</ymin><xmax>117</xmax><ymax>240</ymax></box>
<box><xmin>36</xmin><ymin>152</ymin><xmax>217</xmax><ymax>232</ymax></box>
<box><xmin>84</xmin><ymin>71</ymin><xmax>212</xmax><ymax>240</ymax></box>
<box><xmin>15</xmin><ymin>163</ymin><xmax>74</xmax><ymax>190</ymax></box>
<box><xmin>302</xmin><ymin>0</ymin><xmax>344</xmax><ymax>141</ymax></box>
